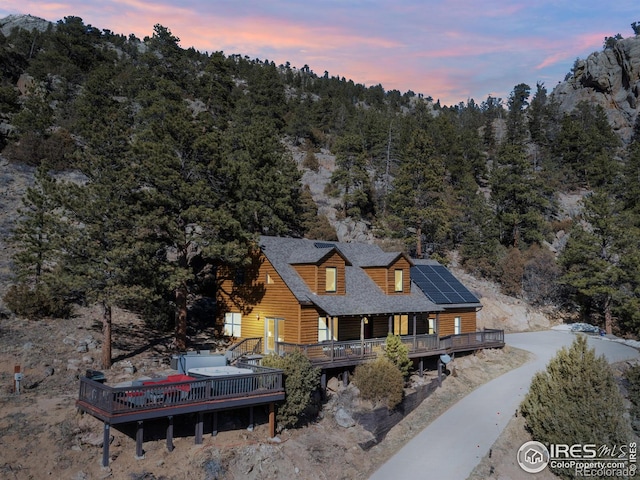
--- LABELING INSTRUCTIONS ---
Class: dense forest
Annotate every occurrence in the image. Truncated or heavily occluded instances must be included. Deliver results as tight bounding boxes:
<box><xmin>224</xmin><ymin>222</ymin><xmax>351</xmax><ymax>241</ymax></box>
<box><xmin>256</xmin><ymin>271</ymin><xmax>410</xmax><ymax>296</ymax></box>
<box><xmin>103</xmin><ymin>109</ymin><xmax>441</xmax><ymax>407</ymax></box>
<box><xmin>2</xmin><ymin>16</ymin><xmax>640</xmax><ymax>350</ymax></box>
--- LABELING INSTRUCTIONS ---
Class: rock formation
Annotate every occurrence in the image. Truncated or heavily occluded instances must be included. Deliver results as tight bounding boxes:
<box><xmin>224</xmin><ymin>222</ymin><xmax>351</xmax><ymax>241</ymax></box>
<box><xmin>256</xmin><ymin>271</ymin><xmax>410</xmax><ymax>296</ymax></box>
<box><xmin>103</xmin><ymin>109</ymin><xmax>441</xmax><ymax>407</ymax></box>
<box><xmin>551</xmin><ymin>35</ymin><xmax>640</xmax><ymax>143</ymax></box>
<box><xmin>0</xmin><ymin>13</ymin><xmax>51</xmax><ymax>37</ymax></box>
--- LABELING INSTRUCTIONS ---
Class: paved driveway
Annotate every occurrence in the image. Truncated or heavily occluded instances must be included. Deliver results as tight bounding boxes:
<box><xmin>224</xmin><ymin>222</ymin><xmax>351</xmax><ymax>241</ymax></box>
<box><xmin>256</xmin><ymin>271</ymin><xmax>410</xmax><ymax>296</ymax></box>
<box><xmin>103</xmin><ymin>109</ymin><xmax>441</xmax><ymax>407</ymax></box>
<box><xmin>369</xmin><ymin>330</ymin><xmax>640</xmax><ymax>480</ymax></box>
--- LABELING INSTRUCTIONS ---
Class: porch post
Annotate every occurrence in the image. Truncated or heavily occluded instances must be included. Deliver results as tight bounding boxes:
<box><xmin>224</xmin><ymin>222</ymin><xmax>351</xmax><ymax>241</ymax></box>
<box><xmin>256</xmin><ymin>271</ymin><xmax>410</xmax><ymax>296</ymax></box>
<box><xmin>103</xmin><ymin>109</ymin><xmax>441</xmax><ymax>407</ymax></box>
<box><xmin>167</xmin><ymin>416</ymin><xmax>174</xmax><ymax>452</ymax></box>
<box><xmin>388</xmin><ymin>315</ymin><xmax>392</xmax><ymax>334</ymax></box>
<box><xmin>343</xmin><ymin>370</ymin><xmax>348</xmax><ymax>387</ymax></box>
<box><xmin>102</xmin><ymin>423</ymin><xmax>110</xmax><ymax>467</ymax></box>
<box><xmin>269</xmin><ymin>403</ymin><xmax>276</xmax><ymax>438</ymax></box>
<box><xmin>360</xmin><ymin>317</ymin><xmax>365</xmax><ymax>356</ymax></box>
<box><xmin>437</xmin><ymin>358</ymin><xmax>442</xmax><ymax>387</ymax></box>
<box><xmin>419</xmin><ymin>358</ymin><xmax>424</xmax><ymax>378</ymax></box>
<box><xmin>413</xmin><ymin>313</ymin><xmax>417</xmax><ymax>350</ymax></box>
<box><xmin>135</xmin><ymin>421</ymin><xmax>144</xmax><ymax>459</ymax></box>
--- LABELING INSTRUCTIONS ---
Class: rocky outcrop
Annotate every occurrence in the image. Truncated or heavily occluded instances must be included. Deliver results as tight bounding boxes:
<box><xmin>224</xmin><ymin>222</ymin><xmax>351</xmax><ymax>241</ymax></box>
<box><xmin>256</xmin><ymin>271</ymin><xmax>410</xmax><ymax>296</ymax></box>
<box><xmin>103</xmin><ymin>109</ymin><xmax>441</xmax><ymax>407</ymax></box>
<box><xmin>551</xmin><ymin>35</ymin><xmax>640</xmax><ymax>143</ymax></box>
<box><xmin>0</xmin><ymin>14</ymin><xmax>52</xmax><ymax>36</ymax></box>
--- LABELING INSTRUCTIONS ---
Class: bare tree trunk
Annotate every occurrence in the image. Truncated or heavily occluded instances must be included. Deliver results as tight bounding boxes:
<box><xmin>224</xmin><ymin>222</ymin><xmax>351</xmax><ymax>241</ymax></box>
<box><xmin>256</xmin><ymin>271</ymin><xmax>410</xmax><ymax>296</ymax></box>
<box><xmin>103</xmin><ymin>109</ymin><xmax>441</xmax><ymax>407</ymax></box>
<box><xmin>101</xmin><ymin>302</ymin><xmax>112</xmax><ymax>369</ymax></box>
<box><xmin>175</xmin><ymin>284</ymin><xmax>188</xmax><ymax>351</ymax></box>
<box><xmin>604</xmin><ymin>295</ymin><xmax>613</xmax><ymax>335</ymax></box>
<box><xmin>416</xmin><ymin>226</ymin><xmax>423</xmax><ymax>259</ymax></box>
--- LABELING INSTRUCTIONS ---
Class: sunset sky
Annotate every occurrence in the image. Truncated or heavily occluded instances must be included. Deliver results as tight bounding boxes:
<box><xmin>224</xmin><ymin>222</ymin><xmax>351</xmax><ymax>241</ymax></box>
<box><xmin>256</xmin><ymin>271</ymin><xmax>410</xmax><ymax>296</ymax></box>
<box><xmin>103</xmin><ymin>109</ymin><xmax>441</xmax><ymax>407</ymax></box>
<box><xmin>1</xmin><ymin>1</ymin><xmax>638</xmax><ymax>106</ymax></box>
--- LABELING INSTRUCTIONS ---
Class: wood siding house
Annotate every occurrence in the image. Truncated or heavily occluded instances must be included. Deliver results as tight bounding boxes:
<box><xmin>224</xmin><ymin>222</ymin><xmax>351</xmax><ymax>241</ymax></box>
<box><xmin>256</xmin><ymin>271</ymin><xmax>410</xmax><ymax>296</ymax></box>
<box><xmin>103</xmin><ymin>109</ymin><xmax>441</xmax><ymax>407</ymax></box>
<box><xmin>216</xmin><ymin>236</ymin><xmax>502</xmax><ymax>369</ymax></box>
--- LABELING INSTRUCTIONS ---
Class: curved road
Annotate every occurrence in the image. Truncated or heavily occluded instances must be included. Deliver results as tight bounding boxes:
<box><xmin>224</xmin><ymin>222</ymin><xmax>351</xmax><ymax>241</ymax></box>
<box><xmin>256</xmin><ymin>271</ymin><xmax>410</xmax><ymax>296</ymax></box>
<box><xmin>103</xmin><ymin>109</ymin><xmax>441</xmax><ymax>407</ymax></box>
<box><xmin>369</xmin><ymin>330</ymin><xmax>640</xmax><ymax>480</ymax></box>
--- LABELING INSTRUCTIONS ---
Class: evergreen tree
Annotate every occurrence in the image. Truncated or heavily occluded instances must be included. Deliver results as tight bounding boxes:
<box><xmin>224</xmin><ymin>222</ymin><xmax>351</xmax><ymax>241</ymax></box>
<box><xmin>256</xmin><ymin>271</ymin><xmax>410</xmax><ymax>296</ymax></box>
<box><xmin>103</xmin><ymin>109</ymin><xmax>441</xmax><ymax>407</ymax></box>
<box><xmin>559</xmin><ymin>190</ymin><xmax>628</xmax><ymax>334</ymax></box>
<box><xmin>387</xmin><ymin>129</ymin><xmax>452</xmax><ymax>257</ymax></box>
<box><xmin>553</xmin><ymin>102</ymin><xmax>620</xmax><ymax>189</ymax></box>
<box><xmin>489</xmin><ymin>144</ymin><xmax>553</xmax><ymax>247</ymax></box>
<box><xmin>520</xmin><ymin>336</ymin><xmax>630</xmax><ymax>479</ymax></box>
<box><xmin>328</xmin><ymin>133</ymin><xmax>374</xmax><ymax>219</ymax></box>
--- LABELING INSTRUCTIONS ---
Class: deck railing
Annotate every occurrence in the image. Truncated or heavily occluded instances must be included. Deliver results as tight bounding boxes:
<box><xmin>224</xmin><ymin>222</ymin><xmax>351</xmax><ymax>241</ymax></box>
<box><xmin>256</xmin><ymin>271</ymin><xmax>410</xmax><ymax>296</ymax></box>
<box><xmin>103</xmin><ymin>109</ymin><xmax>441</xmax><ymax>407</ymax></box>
<box><xmin>439</xmin><ymin>329</ymin><xmax>504</xmax><ymax>351</ymax></box>
<box><xmin>275</xmin><ymin>330</ymin><xmax>503</xmax><ymax>366</ymax></box>
<box><xmin>77</xmin><ymin>362</ymin><xmax>282</xmax><ymax>416</ymax></box>
<box><xmin>226</xmin><ymin>337</ymin><xmax>262</xmax><ymax>364</ymax></box>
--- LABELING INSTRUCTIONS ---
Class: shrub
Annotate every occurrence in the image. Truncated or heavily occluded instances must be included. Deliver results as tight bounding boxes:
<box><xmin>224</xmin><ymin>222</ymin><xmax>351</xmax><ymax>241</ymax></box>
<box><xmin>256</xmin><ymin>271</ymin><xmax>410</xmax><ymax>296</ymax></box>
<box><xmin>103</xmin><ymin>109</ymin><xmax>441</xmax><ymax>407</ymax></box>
<box><xmin>302</xmin><ymin>150</ymin><xmax>320</xmax><ymax>172</ymax></box>
<box><xmin>262</xmin><ymin>350</ymin><xmax>321</xmax><ymax>429</ymax></box>
<box><xmin>520</xmin><ymin>335</ymin><xmax>630</xmax><ymax>478</ymax></box>
<box><xmin>353</xmin><ymin>357</ymin><xmax>404</xmax><ymax>410</ymax></box>
<box><xmin>3</xmin><ymin>282</ymin><xmax>72</xmax><ymax>318</ymax></box>
<box><xmin>384</xmin><ymin>333</ymin><xmax>412</xmax><ymax>378</ymax></box>
<box><xmin>625</xmin><ymin>365</ymin><xmax>640</xmax><ymax>434</ymax></box>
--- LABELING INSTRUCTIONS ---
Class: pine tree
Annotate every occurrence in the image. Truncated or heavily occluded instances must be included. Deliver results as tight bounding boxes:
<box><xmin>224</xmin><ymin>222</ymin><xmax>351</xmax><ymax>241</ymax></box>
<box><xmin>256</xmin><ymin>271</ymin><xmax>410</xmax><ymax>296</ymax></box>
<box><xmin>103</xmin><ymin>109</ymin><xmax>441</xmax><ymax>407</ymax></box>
<box><xmin>559</xmin><ymin>190</ymin><xmax>627</xmax><ymax>334</ymax></box>
<box><xmin>387</xmin><ymin>129</ymin><xmax>452</xmax><ymax>257</ymax></box>
<box><xmin>384</xmin><ymin>333</ymin><xmax>412</xmax><ymax>379</ymax></box>
<box><xmin>520</xmin><ymin>336</ymin><xmax>630</xmax><ymax>478</ymax></box>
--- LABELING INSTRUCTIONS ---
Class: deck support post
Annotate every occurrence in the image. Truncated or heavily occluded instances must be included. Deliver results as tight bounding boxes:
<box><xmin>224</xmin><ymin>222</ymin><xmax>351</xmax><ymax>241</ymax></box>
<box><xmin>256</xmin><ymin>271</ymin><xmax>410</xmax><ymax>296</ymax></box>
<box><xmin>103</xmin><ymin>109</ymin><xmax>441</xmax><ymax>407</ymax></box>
<box><xmin>320</xmin><ymin>372</ymin><xmax>327</xmax><ymax>398</ymax></box>
<box><xmin>211</xmin><ymin>411</ymin><xmax>218</xmax><ymax>437</ymax></box>
<box><xmin>269</xmin><ymin>403</ymin><xmax>276</xmax><ymax>438</ymax></box>
<box><xmin>102</xmin><ymin>423</ymin><xmax>110</xmax><ymax>467</ymax></box>
<box><xmin>135</xmin><ymin>421</ymin><xmax>144</xmax><ymax>459</ymax></box>
<box><xmin>419</xmin><ymin>358</ymin><xmax>424</xmax><ymax>378</ymax></box>
<box><xmin>248</xmin><ymin>407</ymin><xmax>254</xmax><ymax>431</ymax></box>
<box><xmin>388</xmin><ymin>315</ymin><xmax>392</xmax><ymax>334</ymax></box>
<box><xmin>437</xmin><ymin>358</ymin><xmax>442</xmax><ymax>387</ymax></box>
<box><xmin>166</xmin><ymin>416</ymin><xmax>174</xmax><ymax>452</ymax></box>
<box><xmin>195</xmin><ymin>412</ymin><xmax>204</xmax><ymax>444</ymax></box>
<box><xmin>342</xmin><ymin>370</ymin><xmax>348</xmax><ymax>387</ymax></box>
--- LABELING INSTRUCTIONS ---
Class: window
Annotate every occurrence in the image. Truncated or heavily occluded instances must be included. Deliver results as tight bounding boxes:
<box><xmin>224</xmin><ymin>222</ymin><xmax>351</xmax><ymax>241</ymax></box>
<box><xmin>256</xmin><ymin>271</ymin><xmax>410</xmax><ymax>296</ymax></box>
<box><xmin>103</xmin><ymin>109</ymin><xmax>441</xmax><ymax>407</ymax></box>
<box><xmin>454</xmin><ymin>316</ymin><xmax>461</xmax><ymax>335</ymax></box>
<box><xmin>224</xmin><ymin>312</ymin><xmax>242</xmax><ymax>337</ymax></box>
<box><xmin>325</xmin><ymin>267</ymin><xmax>337</xmax><ymax>292</ymax></box>
<box><xmin>393</xmin><ymin>314</ymin><xmax>408</xmax><ymax>335</ymax></box>
<box><xmin>428</xmin><ymin>317</ymin><xmax>436</xmax><ymax>335</ymax></box>
<box><xmin>394</xmin><ymin>269</ymin><xmax>403</xmax><ymax>292</ymax></box>
<box><xmin>234</xmin><ymin>268</ymin><xmax>245</xmax><ymax>286</ymax></box>
<box><xmin>318</xmin><ymin>317</ymin><xmax>338</xmax><ymax>342</ymax></box>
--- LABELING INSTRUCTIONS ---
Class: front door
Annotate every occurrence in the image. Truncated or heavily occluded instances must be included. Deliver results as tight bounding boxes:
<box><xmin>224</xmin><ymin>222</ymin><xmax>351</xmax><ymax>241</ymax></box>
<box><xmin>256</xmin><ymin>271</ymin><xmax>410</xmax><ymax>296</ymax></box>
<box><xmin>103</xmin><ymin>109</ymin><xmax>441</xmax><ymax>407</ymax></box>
<box><xmin>265</xmin><ymin>317</ymin><xmax>284</xmax><ymax>353</ymax></box>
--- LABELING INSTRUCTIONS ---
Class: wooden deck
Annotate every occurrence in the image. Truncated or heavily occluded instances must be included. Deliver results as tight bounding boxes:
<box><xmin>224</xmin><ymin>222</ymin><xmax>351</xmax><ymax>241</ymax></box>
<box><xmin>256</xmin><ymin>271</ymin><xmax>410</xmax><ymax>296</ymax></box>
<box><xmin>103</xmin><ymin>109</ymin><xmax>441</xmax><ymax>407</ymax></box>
<box><xmin>76</xmin><ymin>363</ymin><xmax>284</xmax><ymax>467</ymax></box>
<box><xmin>275</xmin><ymin>329</ymin><xmax>505</xmax><ymax>368</ymax></box>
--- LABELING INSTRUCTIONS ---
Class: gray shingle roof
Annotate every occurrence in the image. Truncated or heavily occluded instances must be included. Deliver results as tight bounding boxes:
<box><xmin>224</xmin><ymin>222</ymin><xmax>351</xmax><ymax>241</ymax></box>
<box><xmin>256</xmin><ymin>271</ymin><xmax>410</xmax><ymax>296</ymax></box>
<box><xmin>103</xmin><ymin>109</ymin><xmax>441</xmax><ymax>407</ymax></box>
<box><xmin>259</xmin><ymin>236</ymin><xmax>442</xmax><ymax>316</ymax></box>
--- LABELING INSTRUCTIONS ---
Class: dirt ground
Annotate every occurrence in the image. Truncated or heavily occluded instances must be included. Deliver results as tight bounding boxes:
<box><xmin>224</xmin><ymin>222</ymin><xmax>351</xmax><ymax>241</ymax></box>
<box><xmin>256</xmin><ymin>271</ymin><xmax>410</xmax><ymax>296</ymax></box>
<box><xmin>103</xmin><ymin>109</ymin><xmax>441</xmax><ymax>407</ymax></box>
<box><xmin>0</xmin><ymin>304</ymin><xmax>539</xmax><ymax>480</ymax></box>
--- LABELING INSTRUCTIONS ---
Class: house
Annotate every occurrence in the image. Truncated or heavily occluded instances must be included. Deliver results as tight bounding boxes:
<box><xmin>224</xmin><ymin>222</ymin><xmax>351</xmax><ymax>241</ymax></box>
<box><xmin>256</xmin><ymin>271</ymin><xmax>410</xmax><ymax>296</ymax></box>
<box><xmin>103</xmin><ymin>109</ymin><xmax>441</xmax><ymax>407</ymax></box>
<box><xmin>216</xmin><ymin>236</ymin><xmax>502</xmax><ymax>370</ymax></box>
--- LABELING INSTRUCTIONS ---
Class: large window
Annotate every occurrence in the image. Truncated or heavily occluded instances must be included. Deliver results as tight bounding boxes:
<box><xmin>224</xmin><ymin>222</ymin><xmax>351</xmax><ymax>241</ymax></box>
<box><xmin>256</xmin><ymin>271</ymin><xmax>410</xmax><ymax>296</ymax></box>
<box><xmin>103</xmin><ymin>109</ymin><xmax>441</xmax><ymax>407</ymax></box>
<box><xmin>325</xmin><ymin>267</ymin><xmax>337</xmax><ymax>292</ymax></box>
<box><xmin>394</xmin><ymin>269</ymin><xmax>403</xmax><ymax>292</ymax></box>
<box><xmin>454</xmin><ymin>316</ymin><xmax>461</xmax><ymax>335</ymax></box>
<box><xmin>224</xmin><ymin>312</ymin><xmax>242</xmax><ymax>337</ymax></box>
<box><xmin>393</xmin><ymin>314</ymin><xmax>409</xmax><ymax>335</ymax></box>
<box><xmin>318</xmin><ymin>317</ymin><xmax>338</xmax><ymax>342</ymax></box>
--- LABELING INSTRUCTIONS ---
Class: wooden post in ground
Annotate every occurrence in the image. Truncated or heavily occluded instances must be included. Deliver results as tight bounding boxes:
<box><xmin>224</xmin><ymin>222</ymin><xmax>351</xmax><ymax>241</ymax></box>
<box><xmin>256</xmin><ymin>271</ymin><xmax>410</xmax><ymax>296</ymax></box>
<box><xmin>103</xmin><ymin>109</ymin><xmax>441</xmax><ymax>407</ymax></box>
<box><xmin>102</xmin><ymin>423</ymin><xmax>110</xmax><ymax>467</ymax></box>
<box><xmin>135</xmin><ymin>421</ymin><xmax>144</xmax><ymax>459</ymax></box>
<box><xmin>195</xmin><ymin>413</ymin><xmax>204</xmax><ymax>444</ymax></box>
<box><xmin>211</xmin><ymin>412</ymin><xmax>218</xmax><ymax>437</ymax></box>
<box><xmin>166</xmin><ymin>416</ymin><xmax>174</xmax><ymax>452</ymax></box>
<box><xmin>248</xmin><ymin>407</ymin><xmax>254</xmax><ymax>431</ymax></box>
<box><xmin>269</xmin><ymin>403</ymin><xmax>276</xmax><ymax>438</ymax></box>
<box><xmin>13</xmin><ymin>365</ymin><xmax>20</xmax><ymax>393</ymax></box>
<box><xmin>419</xmin><ymin>358</ymin><xmax>424</xmax><ymax>378</ymax></box>
<box><xmin>437</xmin><ymin>358</ymin><xmax>442</xmax><ymax>387</ymax></box>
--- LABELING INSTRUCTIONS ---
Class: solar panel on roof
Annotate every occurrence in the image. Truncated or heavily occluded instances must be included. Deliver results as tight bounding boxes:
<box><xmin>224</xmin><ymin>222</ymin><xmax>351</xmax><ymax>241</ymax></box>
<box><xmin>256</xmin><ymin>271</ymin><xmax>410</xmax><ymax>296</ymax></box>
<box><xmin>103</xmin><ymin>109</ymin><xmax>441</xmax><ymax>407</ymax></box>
<box><xmin>411</xmin><ymin>264</ymin><xmax>479</xmax><ymax>304</ymax></box>
<box><xmin>314</xmin><ymin>242</ymin><xmax>335</xmax><ymax>249</ymax></box>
